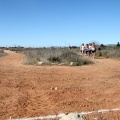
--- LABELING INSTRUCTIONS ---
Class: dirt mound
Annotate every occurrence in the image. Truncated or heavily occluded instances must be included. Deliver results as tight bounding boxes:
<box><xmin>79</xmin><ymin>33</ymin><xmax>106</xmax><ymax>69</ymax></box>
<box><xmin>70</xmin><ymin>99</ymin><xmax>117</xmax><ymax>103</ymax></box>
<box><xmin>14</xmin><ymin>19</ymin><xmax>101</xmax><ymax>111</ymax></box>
<box><xmin>0</xmin><ymin>50</ymin><xmax>120</xmax><ymax>120</ymax></box>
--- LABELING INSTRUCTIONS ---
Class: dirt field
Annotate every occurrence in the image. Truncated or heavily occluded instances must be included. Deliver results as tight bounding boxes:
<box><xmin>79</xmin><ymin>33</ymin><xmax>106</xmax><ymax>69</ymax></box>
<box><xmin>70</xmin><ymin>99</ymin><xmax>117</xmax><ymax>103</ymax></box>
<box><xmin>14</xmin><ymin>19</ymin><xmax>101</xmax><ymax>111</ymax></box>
<box><xmin>0</xmin><ymin>50</ymin><xmax>120</xmax><ymax>120</ymax></box>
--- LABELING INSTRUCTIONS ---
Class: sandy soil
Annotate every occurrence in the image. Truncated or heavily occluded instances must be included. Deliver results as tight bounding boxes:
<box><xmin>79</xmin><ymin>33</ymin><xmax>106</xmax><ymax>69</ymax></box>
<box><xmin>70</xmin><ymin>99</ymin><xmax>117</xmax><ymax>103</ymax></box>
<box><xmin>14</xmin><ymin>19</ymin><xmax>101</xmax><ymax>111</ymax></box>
<box><xmin>0</xmin><ymin>50</ymin><xmax>120</xmax><ymax>120</ymax></box>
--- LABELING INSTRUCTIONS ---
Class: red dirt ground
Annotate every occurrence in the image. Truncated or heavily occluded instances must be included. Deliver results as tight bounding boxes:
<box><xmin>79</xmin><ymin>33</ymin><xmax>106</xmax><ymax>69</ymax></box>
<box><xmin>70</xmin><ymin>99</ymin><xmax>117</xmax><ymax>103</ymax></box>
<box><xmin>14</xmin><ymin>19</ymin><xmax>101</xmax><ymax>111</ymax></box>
<box><xmin>0</xmin><ymin>50</ymin><xmax>120</xmax><ymax>120</ymax></box>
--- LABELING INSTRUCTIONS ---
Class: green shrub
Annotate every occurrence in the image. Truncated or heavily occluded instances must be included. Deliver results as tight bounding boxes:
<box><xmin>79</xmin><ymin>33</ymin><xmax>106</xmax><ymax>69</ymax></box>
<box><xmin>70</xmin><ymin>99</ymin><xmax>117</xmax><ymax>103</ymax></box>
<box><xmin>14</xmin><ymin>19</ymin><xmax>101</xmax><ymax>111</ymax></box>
<box><xmin>48</xmin><ymin>56</ymin><xmax>61</xmax><ymax>63</ymax></box>
<box><xmin>96</xmin><ymin>47</ymin><xmax>120</xmax><ymax>59</ymax></box>
<box><xmin>24</xmin><ymin>48</ymin><xmax>94</xmax><ymax>66</ymax></box>
<box><xmin>0</xmin><ymin>52</ymin><xmax>8</xmax><ymax>57</ymax></box>
<box><xmin>60</xmin><ymin>51</ymin><xmax>93</xmax><ymax>66</ymax></box>
<box><xmin>96</xmin><ymin>51</ymin><xmax>102</xmax><ymax>57</ymax></box>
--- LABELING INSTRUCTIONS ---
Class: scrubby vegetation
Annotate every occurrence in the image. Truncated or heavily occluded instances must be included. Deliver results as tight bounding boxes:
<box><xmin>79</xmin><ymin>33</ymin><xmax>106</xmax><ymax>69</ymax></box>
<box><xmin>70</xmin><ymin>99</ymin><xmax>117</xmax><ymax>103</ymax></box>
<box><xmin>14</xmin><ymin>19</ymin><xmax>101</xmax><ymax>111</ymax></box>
<box><xmin>0</xmin><ymin>49</ymin><xmax>7</xmax><ymax>57</ymax></box>
<box><xmin>23</xmin><ymin>47</ymin><xmax>94</xmax><ymax>66</ymax></box>
<box><xmin>96</xmin><ymin>44</ymin><xmax>120</xmax><ymax>59</ymax></box>
<box><xmin>1</xmin><ymin>42</ymin><xmax>120</xmax><ymax>65</ymax></box>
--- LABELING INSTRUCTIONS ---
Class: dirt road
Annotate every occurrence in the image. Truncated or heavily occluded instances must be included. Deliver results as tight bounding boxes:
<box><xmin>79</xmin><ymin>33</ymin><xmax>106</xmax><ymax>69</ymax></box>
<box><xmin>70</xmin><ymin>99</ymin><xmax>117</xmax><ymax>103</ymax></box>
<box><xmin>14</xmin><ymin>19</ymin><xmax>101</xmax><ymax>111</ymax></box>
<box><xmin>0</xmin><ymin>50</ymin><xmax>120</xmax><ymax>120</ymax></box>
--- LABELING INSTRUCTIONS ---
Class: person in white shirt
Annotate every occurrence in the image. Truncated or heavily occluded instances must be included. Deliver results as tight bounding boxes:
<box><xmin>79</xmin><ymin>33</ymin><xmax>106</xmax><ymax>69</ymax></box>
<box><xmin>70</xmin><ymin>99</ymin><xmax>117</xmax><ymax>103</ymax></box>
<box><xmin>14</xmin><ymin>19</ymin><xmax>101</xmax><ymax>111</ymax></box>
<box><xmin>80</xmin><ymin>43</ymin><xmax>85</xmax><ymax>55</ymax></box>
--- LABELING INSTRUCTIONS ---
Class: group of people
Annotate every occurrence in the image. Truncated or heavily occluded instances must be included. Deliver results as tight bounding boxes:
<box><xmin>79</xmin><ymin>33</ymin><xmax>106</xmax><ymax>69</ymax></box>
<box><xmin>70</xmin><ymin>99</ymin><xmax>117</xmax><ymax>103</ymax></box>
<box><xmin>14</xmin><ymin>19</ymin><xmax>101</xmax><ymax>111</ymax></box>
<box><xmin>80</xmin><ymin>42</ymin><xmax>96</xmax><ymax>59</ymax></box>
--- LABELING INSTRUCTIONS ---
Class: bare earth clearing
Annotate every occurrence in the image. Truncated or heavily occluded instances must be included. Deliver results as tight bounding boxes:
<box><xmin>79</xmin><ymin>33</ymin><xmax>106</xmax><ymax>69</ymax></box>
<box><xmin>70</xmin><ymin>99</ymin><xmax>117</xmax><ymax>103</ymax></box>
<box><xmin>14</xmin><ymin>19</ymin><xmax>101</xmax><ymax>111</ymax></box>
<box><xmin>0</xmin><ymin>50</ymin><xmax>120</xmax><ymax>120</ymax></box>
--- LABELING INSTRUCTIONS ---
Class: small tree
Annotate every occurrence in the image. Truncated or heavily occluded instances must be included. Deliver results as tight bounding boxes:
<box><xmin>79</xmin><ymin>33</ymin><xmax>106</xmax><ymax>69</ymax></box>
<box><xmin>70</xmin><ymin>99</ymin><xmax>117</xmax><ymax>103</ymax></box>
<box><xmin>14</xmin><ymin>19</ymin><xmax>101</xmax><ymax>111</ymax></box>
<box><xmin>116</xmin><ymin>42</ymin><xmax>120</xmax><ymax>47</ymax></box>
<box><xmin>100</xmin><ymin>44</ymin><xmax>106</xmax><ymax>47</ymax></box>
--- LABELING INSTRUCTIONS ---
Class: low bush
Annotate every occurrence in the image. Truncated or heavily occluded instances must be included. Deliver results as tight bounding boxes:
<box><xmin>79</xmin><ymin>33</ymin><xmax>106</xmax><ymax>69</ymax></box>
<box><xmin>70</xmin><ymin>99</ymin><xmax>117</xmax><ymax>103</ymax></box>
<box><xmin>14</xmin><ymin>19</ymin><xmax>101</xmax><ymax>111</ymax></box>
<box><xmin>48</xmin><ymin>56</ymin><xmax>61</xmax><ymax>63</ymax></box>
<box><xmin>61</xmin><ymin>51</ymin><xmax>93</xmax><ymax>66</ymax></box>
<box><xmin>96</xmin><ymin>48</ymin><xmax>120</xmax><ymax>59</ymax></box>
<box><xmin>24</xmin><ymin>48</ymin><xmax>94</xmax><ymax>66</ymax></box>
<box><xmin>0</xmin><ymin>52</ymin><xmax>8</xmax><ymax>57</ymax></box>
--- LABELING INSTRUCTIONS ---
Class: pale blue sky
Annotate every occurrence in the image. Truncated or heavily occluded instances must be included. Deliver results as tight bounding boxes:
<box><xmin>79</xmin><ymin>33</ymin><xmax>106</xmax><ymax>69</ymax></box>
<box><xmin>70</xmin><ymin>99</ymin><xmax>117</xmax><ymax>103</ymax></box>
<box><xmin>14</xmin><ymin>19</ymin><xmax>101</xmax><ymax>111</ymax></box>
<box><xmin>0</xmin><ymin>0</ymin><xmax>120</xmax><ymax>47</ymax></box>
